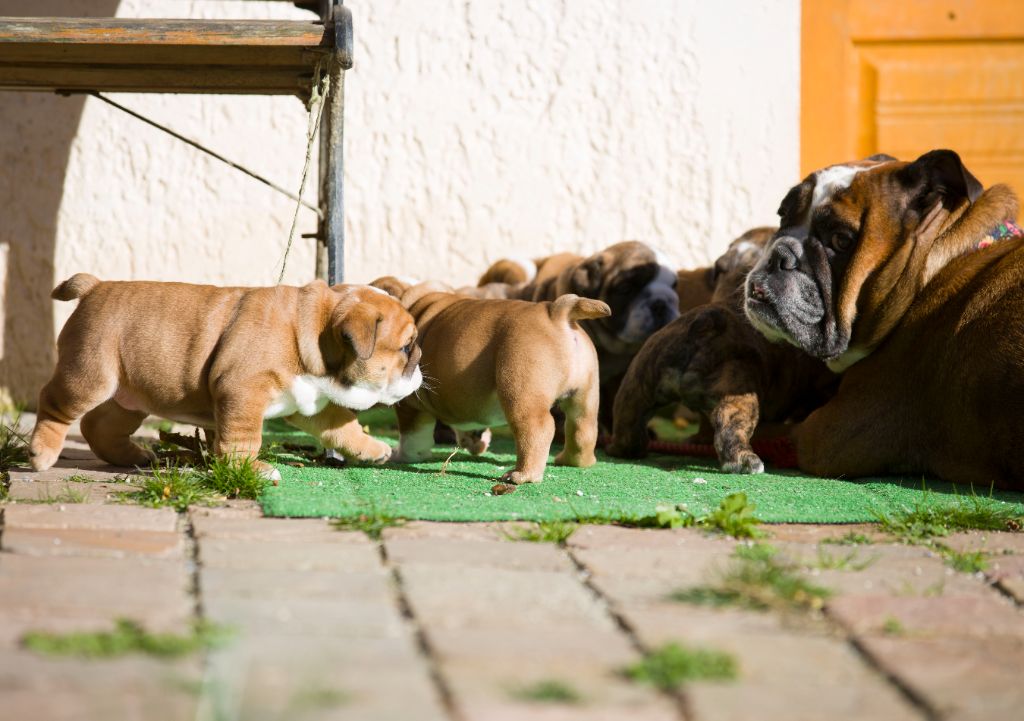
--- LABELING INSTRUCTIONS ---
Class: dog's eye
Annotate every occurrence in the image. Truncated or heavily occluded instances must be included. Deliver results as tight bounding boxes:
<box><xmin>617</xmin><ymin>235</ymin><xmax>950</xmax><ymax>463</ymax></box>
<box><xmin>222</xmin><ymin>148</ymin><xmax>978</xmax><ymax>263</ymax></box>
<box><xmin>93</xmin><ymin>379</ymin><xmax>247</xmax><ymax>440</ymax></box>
<box><xmin>831</xmin><ymin>232</ymin><xmax>855</xmax><ymax>252</ymax></box>
<box><xmin>402</xmin><ymin>342</ymin><xmax>414</xmax><ymax>356</ymax></box>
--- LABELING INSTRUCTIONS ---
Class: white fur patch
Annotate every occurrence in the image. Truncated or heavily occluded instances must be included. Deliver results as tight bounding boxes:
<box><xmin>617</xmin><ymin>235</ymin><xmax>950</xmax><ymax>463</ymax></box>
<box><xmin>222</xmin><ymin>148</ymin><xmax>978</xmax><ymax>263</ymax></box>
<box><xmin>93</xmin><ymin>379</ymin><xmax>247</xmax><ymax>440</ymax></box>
<box><xmin>365</xmin><ymin>285</ymin><xmax>388</xmax><ymax>296</ymax></box>
<box><xmin>264</xmin><ymin>368</ymin><xmax>423</xmax><ymax>418</ymax></box>
<box><xmin>745</xmin><ymin>309</ymin><xmax>799</xmax><ymax>348</ymax></box>
<box><xmin>392</xmin><ymin>419</ymin><xmax>435</xmax><ymax>462</ymax></box>
<box><xmin>826</xmin><ymin>346</ymin><xmax>871</xmax><ymax>373</ymax></box>
<box><xmin>808</xmin><ymin>165</ymin><xmax>868</xmax><ymax>224</ymax></box>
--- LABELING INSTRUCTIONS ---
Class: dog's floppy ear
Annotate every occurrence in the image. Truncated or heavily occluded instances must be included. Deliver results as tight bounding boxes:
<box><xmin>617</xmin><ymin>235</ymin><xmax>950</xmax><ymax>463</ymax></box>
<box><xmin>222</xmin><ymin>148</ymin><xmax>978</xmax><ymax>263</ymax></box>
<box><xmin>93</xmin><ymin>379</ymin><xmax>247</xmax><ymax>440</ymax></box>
<box><xmin>571</xmin><ymin>256</ymin><xmax>604</xmax><ymax>297</ymax></box>
<box><xmin>370</xmin><ymin>276</ymin><xmax>410</xmax><ymax>299</ymax></box>
<box><xmin>777</xmin><ymin>177</ymin><xmax>815</xmax><ymax>229</ymax></box>
<box><xmin>898</xmin><ymin>149</ymin><xmax>984</xmax><ymax>211</ymax></box>
<box><xmin>333</xmin><ymin>302</ymin><xmax>382</xmax><ymax>360</ymax></box>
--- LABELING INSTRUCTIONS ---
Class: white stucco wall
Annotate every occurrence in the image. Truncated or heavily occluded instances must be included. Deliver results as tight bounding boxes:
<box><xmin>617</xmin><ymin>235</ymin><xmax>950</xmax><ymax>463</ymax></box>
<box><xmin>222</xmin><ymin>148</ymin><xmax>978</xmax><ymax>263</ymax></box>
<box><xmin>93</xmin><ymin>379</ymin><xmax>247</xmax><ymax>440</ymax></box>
<box><xmin>0</xmin><ymin>0</ymin><xmax>798</xmax><ymax>405</ymax></box>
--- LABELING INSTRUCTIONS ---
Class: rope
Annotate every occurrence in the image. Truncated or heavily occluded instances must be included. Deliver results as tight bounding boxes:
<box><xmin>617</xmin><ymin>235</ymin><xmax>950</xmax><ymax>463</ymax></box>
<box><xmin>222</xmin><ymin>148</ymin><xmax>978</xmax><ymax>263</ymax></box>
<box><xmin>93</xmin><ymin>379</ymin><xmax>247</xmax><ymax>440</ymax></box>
<box><xmin>89</xmin><ymin>92</ymin><xmax>321</xmax><ymax>218</ymax></box>
<box><xmin>277</xmin><ymin>53</ymin><xmax>335</xmax><ymax>284</ymax></box>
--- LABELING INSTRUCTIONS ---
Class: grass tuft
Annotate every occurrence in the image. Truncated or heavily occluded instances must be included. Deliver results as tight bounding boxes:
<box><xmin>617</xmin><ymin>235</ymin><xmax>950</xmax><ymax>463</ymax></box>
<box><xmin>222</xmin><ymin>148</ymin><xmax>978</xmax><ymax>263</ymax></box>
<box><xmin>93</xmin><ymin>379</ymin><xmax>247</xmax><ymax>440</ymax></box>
<box><xmin>625</xmin><ymin>643</ymin><xmax>737</xmax><ymax>690</ymax></box>
<box><xmin>594</xmin><ymin>493</ymin><xmax>763</xmax><ymax>539</ymax></box>
<box><xmin>881</xmin><ymin>617</ymin><xmax>905</xmax><ymax>636</ymax></box>
<box><xmin>511</xmin><ymin>679</ymin><xmax>582</xmax><ymax>704</ymax></box>
<box><xmin>875</xmin><ymin>490</ymin><xmax>1024</xmax><ymax>542</ymax></box>
<box><xmin>701</xmin><ymin>492</ymin><xmax>763</xmax><ymax>539</ymax></box>
<box><xmin>810</xmin><ymin>546</ymin><xmax>877</xmax><ymax>571</ymax></box>
<box><xmin>332</xmin><ymin>507</ymin><xmax>405</xmax><ymax>540</ymax></box>
<box><xmin>940</xmin><ymin>548</ymin><xmax>988</xmax><ymax>574</ymax></box>
<box><xmin>0</xmin><ymin>410</ymin><xmax>29</xmax><ymax>470</ymax></box>
<box><xmin>823</xmin><ymin>531</ymin><xmax>873</xmax><ymax>546</ymax></box>
<box><xmin>22</xmin><ymin>618</ymin><xmax>231</xmax><ymax>659</ymax></box>
<box><xmin>505</xmin><ymin>521</ymin><xmax>578</xmax><ymax>544</ymax></box>
<box><xmin>198</xmin><ymin>456</ymin><xmax>268</xmax><ymax>500</ymax></box>
<box><xmin>874</xmin><ymin>489</ymin><xmax>1016</xmax><ymax>574</ymax></box>
<box><xmin>134</xmin><ymin>463</ymin><xmax>217</xmax><ymax>512</ymax></box>
<box><xmin>671</xmin><ymin>543</ymin><xmax>830</xmax><ymax>613</ymax></box>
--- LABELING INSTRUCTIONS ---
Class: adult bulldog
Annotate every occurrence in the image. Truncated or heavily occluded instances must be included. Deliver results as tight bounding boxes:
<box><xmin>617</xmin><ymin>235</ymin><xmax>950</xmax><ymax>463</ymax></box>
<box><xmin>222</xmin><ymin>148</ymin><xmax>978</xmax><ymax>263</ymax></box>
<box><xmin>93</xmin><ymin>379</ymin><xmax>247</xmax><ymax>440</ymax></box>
<box><xmin>744</xmin><ymin>149</ymin><xmax>1023</xmax><ymax>489</ymax></box>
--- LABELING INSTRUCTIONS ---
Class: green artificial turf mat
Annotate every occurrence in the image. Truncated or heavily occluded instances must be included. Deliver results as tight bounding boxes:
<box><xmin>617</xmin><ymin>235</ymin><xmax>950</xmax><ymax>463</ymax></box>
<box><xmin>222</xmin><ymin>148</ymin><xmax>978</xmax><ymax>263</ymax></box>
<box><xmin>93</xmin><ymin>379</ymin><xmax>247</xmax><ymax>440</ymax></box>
<box><xmin>259</xmin><ymin>410</ymin><xmax>1024</xmax><ymax>524</ymax></box>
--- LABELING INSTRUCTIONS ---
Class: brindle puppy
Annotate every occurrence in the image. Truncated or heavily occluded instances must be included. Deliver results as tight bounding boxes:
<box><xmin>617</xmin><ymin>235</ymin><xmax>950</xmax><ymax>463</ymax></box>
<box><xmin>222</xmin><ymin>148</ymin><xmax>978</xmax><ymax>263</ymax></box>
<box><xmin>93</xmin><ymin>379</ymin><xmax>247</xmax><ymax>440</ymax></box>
<box><xmin>607</xmin><ymin>227</ymin><xmax>837</xmax><ymax>473</ymax></box>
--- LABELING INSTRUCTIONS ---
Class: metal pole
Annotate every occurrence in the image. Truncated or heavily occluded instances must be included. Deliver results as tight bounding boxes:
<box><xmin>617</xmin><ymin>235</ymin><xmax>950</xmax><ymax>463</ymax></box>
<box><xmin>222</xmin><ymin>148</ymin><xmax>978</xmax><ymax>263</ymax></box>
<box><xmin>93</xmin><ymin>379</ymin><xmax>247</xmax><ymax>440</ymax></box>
<box><xmin>317</xmin><ymin>1</ymin><xmax>353</xmax><ymax>285</ymax></box>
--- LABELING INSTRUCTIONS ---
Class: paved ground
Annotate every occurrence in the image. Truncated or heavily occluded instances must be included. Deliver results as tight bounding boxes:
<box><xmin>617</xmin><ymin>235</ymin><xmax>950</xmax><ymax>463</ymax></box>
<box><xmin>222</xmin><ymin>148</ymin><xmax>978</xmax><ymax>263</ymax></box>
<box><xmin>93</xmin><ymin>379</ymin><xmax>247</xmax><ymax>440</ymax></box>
<box><xmin>2</xmin><ymin>426</ymin><xmax>1024</xmax><ymax>720</ymax></box>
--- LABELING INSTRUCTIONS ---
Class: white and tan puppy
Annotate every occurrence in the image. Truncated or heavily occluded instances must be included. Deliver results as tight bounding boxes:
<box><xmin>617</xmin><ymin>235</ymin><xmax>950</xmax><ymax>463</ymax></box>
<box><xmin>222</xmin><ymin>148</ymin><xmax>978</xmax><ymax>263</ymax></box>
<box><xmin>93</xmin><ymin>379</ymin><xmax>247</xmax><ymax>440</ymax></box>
<box><xmin>377</xmin><ymin>279</ymin><xmax>610</xmax><ymax>484</ymax></box>
<box><xmin>30</xmin><ymin>274</ymin><xmax>421</xmax><ymax>478</ymax></box>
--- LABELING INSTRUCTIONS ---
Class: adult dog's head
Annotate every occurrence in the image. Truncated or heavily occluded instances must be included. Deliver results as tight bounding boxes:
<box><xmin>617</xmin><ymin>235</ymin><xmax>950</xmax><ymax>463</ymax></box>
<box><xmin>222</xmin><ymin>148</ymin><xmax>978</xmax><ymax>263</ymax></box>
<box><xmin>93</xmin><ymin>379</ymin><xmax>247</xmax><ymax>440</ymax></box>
<box><xmin>744</xmin><ymin>150</ymin><xmax>1017</xmax><ymax>372</ymax></box>
<box><xmin>559</xmin><ymin>241</ymin><xmax>680</xmax><ymax>353</ymax></box>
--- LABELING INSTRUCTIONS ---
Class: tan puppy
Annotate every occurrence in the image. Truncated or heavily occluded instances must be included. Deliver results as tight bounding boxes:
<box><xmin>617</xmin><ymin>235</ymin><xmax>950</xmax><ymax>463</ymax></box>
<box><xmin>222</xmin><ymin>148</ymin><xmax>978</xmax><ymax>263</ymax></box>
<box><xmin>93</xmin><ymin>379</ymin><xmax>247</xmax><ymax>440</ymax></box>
<box><xmin>478</xmin><ymin>242</ymin><xmax>679</xmax><ymax>429</ymax></box>
<box><xmin>30</xmin><ymin>274</ymin><xmax>421</xmax><ymax>478</ymax></box>
<box><xmin>744</xmin><ymin>149</ymin><xmax>1024</xmax><ymax>488</ymax></box>
<box><xmin>381</xmin><ymin>280</ymin><xmax>610</xmax><ymax>484</ymax></box>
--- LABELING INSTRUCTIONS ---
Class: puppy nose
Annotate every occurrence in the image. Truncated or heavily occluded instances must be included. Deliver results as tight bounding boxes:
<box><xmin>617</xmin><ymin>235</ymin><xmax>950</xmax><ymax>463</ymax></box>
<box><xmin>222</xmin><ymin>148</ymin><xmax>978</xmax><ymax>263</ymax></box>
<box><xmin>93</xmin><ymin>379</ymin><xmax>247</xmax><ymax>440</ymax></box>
<box><xmin>651</xmin><ymin>299</ymin><xmax>670</xmax><ymax>322</ymax></box>
<box><xmin>749</xmin><ymin>282</ymin><xmax>768</xmax><ymax>301</ymax></box>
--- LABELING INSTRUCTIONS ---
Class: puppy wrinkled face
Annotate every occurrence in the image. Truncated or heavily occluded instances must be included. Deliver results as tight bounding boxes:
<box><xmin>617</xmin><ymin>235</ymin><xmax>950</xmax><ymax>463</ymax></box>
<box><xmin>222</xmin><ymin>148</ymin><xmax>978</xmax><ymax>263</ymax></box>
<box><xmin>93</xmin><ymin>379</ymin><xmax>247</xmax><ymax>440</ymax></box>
<box><xmin>331</xmin><ymin>288</ymin><xmax>423</xmax><ymax>408</ymax></box>
<box><xmin>710</xmin><ymin>227</ymin><xmax>776</xmax><ymax>304</ymax></box>
<box><xmin>576</xmin><ymin>241</ymin><xmax>680</xmax><ymax>347</ymax></box>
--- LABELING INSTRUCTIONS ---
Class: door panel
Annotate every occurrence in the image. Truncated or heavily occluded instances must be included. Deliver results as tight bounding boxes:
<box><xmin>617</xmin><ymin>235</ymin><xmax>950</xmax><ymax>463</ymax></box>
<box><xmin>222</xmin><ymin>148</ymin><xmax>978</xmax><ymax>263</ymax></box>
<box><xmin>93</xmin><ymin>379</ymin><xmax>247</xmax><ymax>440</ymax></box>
<box><xmin>803</xmin><ymin>0</ymin><xmax>1024</xmax><ymax>196</ymax></box>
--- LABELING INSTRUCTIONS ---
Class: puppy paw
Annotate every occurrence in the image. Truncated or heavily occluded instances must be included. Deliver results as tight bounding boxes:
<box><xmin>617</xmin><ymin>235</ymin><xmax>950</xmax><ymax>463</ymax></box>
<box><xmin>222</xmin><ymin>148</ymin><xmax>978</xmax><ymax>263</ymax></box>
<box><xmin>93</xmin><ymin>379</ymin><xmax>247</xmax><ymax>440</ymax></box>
<box><xmin>389</xmin><ymin>445</ymin><xmax>432</xmax><ymax>464</ymax></box>
<box><xmin>252</xmin><ymin>460</ymin><xmax>282</xmax><ymax>481</ymax></box>
<box><xmin>720</xmin><ymin>452</ymin><xmax>765</xmax><ymax>475</ymax></box>
<box><xmin>29</xmin><ymin>446</ymin><xmax>60</xmax><ymax>472</ymax></box>
<box><xmin>348</xmin><ymin>439</ymin><xmax>393</xmax><ymax>465</ymax></box>
<box><xmin>499</xmin><ymin>469</ymin><xmax>543</xmax><ymax>485</ymax></box>
<box><xmin>456</xmin><ymin>428</ymin><xmax>491</xmax><ymax>456</ymax></box>
<box><xmin>553</xmin><ymin>450</ymin><xmax>596</xmax><ymax>468</ymax></box>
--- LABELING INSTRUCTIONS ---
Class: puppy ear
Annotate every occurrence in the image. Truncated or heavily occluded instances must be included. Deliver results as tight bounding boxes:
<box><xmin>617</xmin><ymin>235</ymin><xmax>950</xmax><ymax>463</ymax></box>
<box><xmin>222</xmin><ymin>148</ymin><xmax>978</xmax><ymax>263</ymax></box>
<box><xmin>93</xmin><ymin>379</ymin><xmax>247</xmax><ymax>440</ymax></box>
<box><xmin>370</xmin><ymin>276</ymin><xmax>409</xmax><ymax>298</ymax></box>
<box><xmin>777</xmin><ymin>177</ymin><xmax>815</xmax><ymax>229</ymax></box>
<box><xmin>898</xmin><ymin>149</ymin><xmax>984</xmax><ymax>211</ymax></box>
<box><xmin>570</xmin><ymin>256</ymin><xmax>604</xmax><ymax>297</ymax></box>
<box><xmin>334</xmin><ymin>303</ymin><xmax>382</xmax><ymax>360</ymax></box>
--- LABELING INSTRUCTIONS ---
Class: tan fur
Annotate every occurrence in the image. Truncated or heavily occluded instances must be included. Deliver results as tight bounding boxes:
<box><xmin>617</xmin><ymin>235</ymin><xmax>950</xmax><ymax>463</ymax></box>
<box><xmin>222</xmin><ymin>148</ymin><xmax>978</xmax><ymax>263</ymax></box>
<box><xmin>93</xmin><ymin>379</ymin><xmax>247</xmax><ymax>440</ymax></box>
<box><xmin>391</xmin><ymin>285</ymin><xmax>609</xmax><ymax>484</ymax></box>
<box><xmin>676</xmin><ymin>267</ymin><xmax>714</xmax><ymax>313</ymax></box>
<box><xmin>30</xmin><ymin>278</ymin><xmax>419</xmax><ymax>476</ymax></box>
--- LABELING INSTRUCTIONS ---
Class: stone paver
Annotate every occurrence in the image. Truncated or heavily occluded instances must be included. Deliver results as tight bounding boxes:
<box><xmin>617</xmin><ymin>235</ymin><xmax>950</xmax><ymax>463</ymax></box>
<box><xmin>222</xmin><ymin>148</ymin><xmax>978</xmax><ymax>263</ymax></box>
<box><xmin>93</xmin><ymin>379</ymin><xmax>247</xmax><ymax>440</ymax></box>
<box><xmin>193</xmin><ymin>510</ymin><xmax>449</xmax><ymax>721</ymax></box>
<box><xmin>859</xmin><ymin>635</ymin><xmax>1024</xmax><ymax>721</ymax></box>
<box><xmin>385</xmin><ymin>524</ymin><xmax>680</xmax><ymax>720</ymax></box>
<box><xmin>567</xmin><ymin>527</ymin><xmax>923</xmax><ymax>721</ymax></box>
<box><xmin>1</xmin><ymin>439</ymin><xmax>1022</xmax><ymax>720</ymax></box>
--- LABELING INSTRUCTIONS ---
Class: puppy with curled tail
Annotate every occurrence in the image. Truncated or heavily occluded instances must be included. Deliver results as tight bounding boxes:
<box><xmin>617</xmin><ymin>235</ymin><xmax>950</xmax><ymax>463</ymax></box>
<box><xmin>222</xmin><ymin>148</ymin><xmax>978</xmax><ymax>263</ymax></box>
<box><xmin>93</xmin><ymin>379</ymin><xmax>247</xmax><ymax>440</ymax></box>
<box><xmin>376</xmin><ymin>278</ymin><xmax>609</xmax><ymax>484</ymax></box>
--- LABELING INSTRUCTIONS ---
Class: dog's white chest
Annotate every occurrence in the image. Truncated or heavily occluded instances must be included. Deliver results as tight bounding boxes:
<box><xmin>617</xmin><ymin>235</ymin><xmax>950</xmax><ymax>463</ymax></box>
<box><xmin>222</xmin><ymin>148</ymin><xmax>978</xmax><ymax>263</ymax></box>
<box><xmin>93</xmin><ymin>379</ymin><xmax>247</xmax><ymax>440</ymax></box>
<box><xmin>264</xmin><ymin>376</ymin><xmax>334</xmax><ymax>419</ymax></box>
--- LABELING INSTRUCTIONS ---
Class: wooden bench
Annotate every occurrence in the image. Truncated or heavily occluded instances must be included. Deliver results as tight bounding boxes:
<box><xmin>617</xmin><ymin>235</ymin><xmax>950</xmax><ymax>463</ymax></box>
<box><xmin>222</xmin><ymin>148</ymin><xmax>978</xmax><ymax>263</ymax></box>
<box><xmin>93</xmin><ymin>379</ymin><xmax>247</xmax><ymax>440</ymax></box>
<box><xmin>0</xmin><ymin>0</ymin><xmax>353</xmax><ymax>282</ymax></box>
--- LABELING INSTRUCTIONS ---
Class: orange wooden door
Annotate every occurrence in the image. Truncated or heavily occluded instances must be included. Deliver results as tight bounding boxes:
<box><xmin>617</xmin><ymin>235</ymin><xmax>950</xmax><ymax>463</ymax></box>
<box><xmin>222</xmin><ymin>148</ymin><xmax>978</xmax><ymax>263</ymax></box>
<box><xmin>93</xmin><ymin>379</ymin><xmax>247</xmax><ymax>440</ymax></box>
<box><xmin>802</xmin><ymin>0</ymin><xmax>1024</xmax><ymax>196</ymax></box>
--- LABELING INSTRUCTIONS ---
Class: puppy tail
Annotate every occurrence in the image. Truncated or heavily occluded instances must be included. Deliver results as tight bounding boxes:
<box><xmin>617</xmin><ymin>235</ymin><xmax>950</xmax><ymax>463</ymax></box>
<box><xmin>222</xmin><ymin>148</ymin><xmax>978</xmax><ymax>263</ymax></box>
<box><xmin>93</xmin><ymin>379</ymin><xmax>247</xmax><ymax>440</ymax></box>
<box><xmin>550</xmin><ymin>294</ymin><xmax>611</xmax><ymax>323</ymax></box>
<box><xmin>51</xmin><ymin>273</ymin><xmax>101</xmax><ymax>301</ymax></box>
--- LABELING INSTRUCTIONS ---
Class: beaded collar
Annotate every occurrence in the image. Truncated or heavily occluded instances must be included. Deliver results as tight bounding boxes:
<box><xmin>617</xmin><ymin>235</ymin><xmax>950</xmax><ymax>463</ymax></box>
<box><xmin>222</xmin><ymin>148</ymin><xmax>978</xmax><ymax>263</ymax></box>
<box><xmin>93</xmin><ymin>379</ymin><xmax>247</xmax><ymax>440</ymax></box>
<box><xmin>977</xmin><ymin>220</ymin><xmax>1024</xmax><ymax>250</ymax></box>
